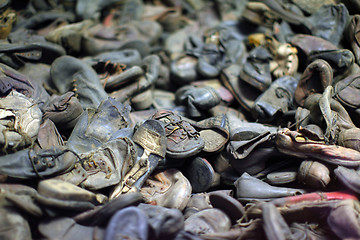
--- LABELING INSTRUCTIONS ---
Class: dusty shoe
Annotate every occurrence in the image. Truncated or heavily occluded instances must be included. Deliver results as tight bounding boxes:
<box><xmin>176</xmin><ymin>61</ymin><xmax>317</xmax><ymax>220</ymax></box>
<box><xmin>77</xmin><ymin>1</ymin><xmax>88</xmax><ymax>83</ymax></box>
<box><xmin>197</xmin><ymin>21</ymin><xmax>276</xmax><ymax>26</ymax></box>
<box><xmin>334</xmin><ymin>165</ymin><xmax>360</xmax><ymax>194</ymax></box>
<box><xmin>300</xmin><ymin>87</ymin><xmax>356</xmax><ymax>142</ymax></box>
<box><xmin>45</xmin><ymin>19</ymin><xmax>93</xmax><ymax>54</ymax></box>
<box><xmin>338</xmin><ymin>127</ymin><xmax>360</xmax><ymax>151</ymax></box>
<box><xmin>226</xmin><ymin>112</ymin><xmax>278</xmax><ymax>174</ymax></box>
<box><xmin>101</xmin><ymin>65</ymin><xmax>144</xmax><ymax>92</ymax></box>
<box><xmin>308</xmin><ymin>49</ymin><xmax>355</xmax><ymax>79</ymax></box>
<box><xmin>37</xmin><ymin>179</ymin><xmax>106</xmax><ymax>205</ymax></box>
<box><xmin>0</xmin><ymin>62</ymin><xmax>50</xmax><ymax>108</ymax></box>
<box><xmin>306</xmin><ymin>3</ymin><xmax>349</xmax><ymax>46</ymax></box>
<box><xmin>251</xmin><ymin>75</ymin><xmax>297</xmax><ymax>122</ymax></box>
<box><xmin>39</xmin><ymin>217</ymin><xmax>105</xmax><ymax>240</ymax></box>
<box><xmin>214</xmin><ymin>0</ymin><xmax>247</xmax><ymax>21</ymax></box>
<box><xmin>60</xmin><ymin>138</ymin><xmax>137</xmax><ymax>191</ymax></box>
<box><xmin>151</xmin><ymin>110</ymin><xmax>204</xmax><ymax>158</ymax></box>
<box><xmin>234</xmin><ymin>172</ymin><xmax>305</xmax><ymax>200</ymax></box>
<box><xmin>184</xmin><ymin>114</ymin><xmax>230</xmax><ymax>154</ymax></box>
<box><xmin>83</xmin><ymin>48</ymin><xmax>142</xmax><ymax>85</ymax></box>
<box><xmin>109</xmin><ymin>75</ymin><xmax>150</xmax><ymax>104</ymax></box>
<box><xmin>105</xmin><ymin>206</ymin><xmax>148</xmax><ymax>240</ymax></box>
<box><xmin>184</xmin><ymin>208</ymin><xmax>231</xmax><ymax>235</ymax></box>
<box><xmin>208</xmin><ymin>191</ymin><xmax>245</xmax><ymax>224</ymax></box>
<box><xmin>0</xmin><ymin>196</ymin><xmax>32</xmax><ymax>240</ymax></box>
<box><xmin>262</xmin><ymin>202</ymin><xmax>293</xmax><ymax>240</ymax></box>
<box><xmin>266</xmin><ymin>168</ymin><xmax>298</xmax><ymax>186</ymax></box>
<box><xmin>170</xmin><ymin>55</ymin><xmax>199</xmax><ymax>86</ymax></box>
<box><xmin>50</xmin><ymin>55</ymin><xmax>108</xmax><ymax>109</ymax></box>
<box><xmin>220</xmin><ymin>63</ymin><xmax>261</xmax><ymax>112</ymax></box>
<box><xmin>42</xmin><ymin>92</ymin><xmax>83</xmax><ymax>131</ymax></box>
<box><xmin>346</xmin><ymin>15</ymin><xmax>360</xmax><ymax>65</ymax></box>
<box><xmin>81</xmin><ymin>20</ymin><xmax>154</xmax><ymax>57</ymax></box>
<box><xmin>0</xmin><ymin>146</ymin><xmax>76</xmax><ymax>179</ymax></box>
<box><xmin>73</xmin><ymin>192</ymin><xmax>144</xmax><ymax>226</ymax></box>
<box><xmin>66</xmin><ymin>97</ymin><xmax>132</xmax><ymax>154</ymax></box>
<box><xmin>294</xmin><ymin>59</ymin><xmax>333</xmax><ymax>106</ymax></box>
<box><xmin>239</xmin><ymin>46</ymin><xmax>272</xmax><ymax>92</ymax></box>
<box><xmin>138</xmin><ymin>203</ymin><xmax>185</xmax><ymax>239</ymax></box>
<box><xmin>183</xmin><ymin>193</ymin><xmax>213</xmax><ymax>219</ymax></box>
<box><xmin>109</xmin><ymin>119</ymin><xmax>166</xmax><ymax>199</ymax></box>
<box><xmin>0</xmin><ymin>90</ymin><xmax>42</xmax><ymax>151</ymax></box>
<box><xmin>182</xmin><ymin>157</ymin><xmax>219</xmax><ymax>193</ymax></box>
<box><xmin>35</xmin><ymin>119</ymin><xmax>64</xmax><ymax>150</ymax></box>
<box><xmin>327</xmin><ymin>199</ymin><xmax>360</xmax><ymax>239</ymax></box>
<box><xmin>140</xmin><ymin>168</ymin><xmax>191</xmax><ymax>211</ymax></box>
<box><xmin>335</xmin><ymin>73</ymin><xmax>360</xmax><ymax>112</ymax></box>
<box><xmin>175</xmin><ymin>85</ymin><xmax>221</xmax><ymax>118</ymax></box>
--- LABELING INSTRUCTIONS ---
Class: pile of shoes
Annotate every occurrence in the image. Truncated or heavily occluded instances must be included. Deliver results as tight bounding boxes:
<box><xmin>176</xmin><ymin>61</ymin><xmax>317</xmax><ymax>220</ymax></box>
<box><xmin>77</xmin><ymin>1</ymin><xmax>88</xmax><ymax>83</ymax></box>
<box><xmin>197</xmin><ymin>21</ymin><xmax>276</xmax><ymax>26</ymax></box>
<box><xmin>1</xmin><ymin>0</ymin><xmax>360</xmax><ymax>239</ymax></box>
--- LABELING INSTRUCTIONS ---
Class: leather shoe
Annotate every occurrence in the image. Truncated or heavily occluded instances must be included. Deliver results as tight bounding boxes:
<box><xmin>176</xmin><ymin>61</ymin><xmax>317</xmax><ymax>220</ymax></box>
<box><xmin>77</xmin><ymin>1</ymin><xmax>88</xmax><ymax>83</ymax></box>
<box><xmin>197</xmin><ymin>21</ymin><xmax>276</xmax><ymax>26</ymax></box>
<box><xmin>151</xmin><ymin>110</ymin><xmax>204</xmax><ymax>158</ymax></box>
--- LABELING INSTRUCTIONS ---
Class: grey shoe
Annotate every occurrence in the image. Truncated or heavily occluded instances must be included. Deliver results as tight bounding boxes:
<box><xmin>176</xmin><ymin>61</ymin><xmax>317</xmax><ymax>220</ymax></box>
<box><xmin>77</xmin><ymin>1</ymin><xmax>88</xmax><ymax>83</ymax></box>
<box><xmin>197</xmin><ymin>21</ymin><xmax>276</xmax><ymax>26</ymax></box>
<box><xmin>0</xmin><ymin>63</ymin><xmax>50</xmax><ymax>109</ymax></box>
<box><xmin>61</xmin><ymin>138</ymin><xmax>137</xmax><ymax>191</ymax></box>
<box><xmin>262</xmin><ymin>202</ymin><xmax>293</xmax><ymax>240</ymax></box>
<box><xmin>182</xmin><ymin>157</ymin><xmax>219</xmax><ymax>193</ymax></box>
<box><xmin>0</xmin><ymin>201</ymin><xmax>32</xmax><ymax>240</ymax></box>
<box><xmin>82</xmin><ymin>20</ymin><xmax>159</xmax><ymax>57</ymax></box>
<box><xmin>183</xmin><ymin>192</ymin><xmax>213</xmax><ymax>219</ymax></box>
<box><xmin>138</xmin><ymin>203</ymin><xmax>184</xmax><ymax>239</ymax></box>
<box><xmin>175</xmin><ymin>85</ymin><xmax>221</xmax><ymax>118</ymax></box>
<box><xmin>306</xmin><ymin>3</ymin><xmax>349</xmax><ymax>46</ymax></box>
<box><xmin>239</xmin><ymin>46</ymin><xmax>272</xmax><ymax>92</ymax></box>
<box><xmin>0</xmin><ymin>146</ymin><xmax>76</xmax><ymax>179</ymax></box>
<box><xmin>346</xmin><ymin>15</ymin><xmax>360</xmax><ymax>65</ymax></box>
<box><xmin>45</xmin><ymin>20</ymin><xmax>93</xmax><ymax>55</ymax></box>
<box><xmin>338</xmin><ymin>127</ymin><xmax>360</xmax><ymax>151</ymax></box>
<box><xmin>66</xmin><ymin>97</ymin><xmax>132</xmax><ymax>154</ymax></box>
<box><xmin>37</xmin><ymin>179</ymin><xmax>106</xmax><ymax>205</ymax></box>
<box><xmin>0</xmin><ymin>90</ymin><xmax>42</xmax><ymax>151</ymax></box>
<box><xmin>39</xmin><ymin>217</ymin><xmax>105</xmax><ymax>240</ymax></box>
<box><xmin>151</xmin><ymin>110</ymin><xmax>204</xmax><ymax>159</ymax></box>
<box><xmin>105</xmin><ymin>206</ymin><xmax>148</xmax><ymax>240</ymax></box>
<box><xmin>220</xmin><ymin>63</ymin><xmax>260</xmax><ymax>112</ymax></box>
<box><xmin>327</xmin><ymin>199</ymin><xmax>360</xmax><ymax>239</ymax></box>
<box><xmin>73</xmin><ymin>192</ymin><xmax>144</xmax><ymax>226</ymax></box>
<box><xmin>0</xmin><ymin>36</ymin><xmax>65</xmax><ymax>69</ymax></box>
<box><xmin>50</xmin><ymin>55</ymin><xmax>108</xmax><ymax>109</ymax></box>
<box><xmin>290</xmin><ymin>34</ymin><xmax>337</xmax><ymax>60</ymax></box>
<box><xmin>234</xmin><ymin>172</ymin><xmax>305</xmax><ymax>200</ymax></box>
<box><xmin>251</xmin><ymin>75</ymin><xmax>297</xmax><ymax>122</ymax></box>
<box><xmin>184</xmin><ymin>208</ymin><xmax>231</xmax><ymax>235</ymax></box>
<box><xmin>334</xmin><ymin>165</ymin><xmax>360</xmax><ymax>194</ymax></box>
<box><xmin>42</xmin><ymin>92</ymin><xmax>83</xmax><ymax>131</ymax></box>
<box><xmin>208</xmin><ymin>191</ymin><xmax>245</xmax><ymax>224</ymax></box>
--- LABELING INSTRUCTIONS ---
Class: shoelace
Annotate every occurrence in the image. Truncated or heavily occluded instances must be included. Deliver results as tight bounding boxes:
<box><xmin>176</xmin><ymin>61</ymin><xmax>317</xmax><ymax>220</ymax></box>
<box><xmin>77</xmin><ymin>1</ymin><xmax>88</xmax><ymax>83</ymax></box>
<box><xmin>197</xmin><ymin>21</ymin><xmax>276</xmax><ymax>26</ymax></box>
<box><xmin>2</xmin><ymin>124</ymin><xmax>34</xmax><ymax>153</ymax></box>
<box><xmin>79</xmin><ymin>149</ymin><xmax>113</xmax><ymax>178</ymax></box>
<box><xmin>29</xmin><ymin>148</ymin><xmax>82</xmax><ymax>179</ymax></box>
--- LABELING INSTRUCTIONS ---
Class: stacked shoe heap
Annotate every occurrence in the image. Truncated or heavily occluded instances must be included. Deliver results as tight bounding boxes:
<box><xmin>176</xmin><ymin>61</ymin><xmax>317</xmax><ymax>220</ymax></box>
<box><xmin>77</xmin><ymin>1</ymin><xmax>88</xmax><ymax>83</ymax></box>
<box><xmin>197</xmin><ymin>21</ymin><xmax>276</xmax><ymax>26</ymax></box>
<box><xmin>1</xmin><ymin>0</ymin><xmax>360</xmax><ymax>239</ymax></box>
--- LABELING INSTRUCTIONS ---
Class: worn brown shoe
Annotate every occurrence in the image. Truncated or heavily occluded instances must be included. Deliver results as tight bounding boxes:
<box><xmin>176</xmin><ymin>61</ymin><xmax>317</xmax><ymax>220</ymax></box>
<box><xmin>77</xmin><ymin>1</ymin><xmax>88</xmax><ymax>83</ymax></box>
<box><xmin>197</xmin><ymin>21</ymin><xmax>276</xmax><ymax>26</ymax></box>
<box><xmin>151</xmin><ymin>110</ymin><xmax>204</xmax><ymax>158</ymax></box>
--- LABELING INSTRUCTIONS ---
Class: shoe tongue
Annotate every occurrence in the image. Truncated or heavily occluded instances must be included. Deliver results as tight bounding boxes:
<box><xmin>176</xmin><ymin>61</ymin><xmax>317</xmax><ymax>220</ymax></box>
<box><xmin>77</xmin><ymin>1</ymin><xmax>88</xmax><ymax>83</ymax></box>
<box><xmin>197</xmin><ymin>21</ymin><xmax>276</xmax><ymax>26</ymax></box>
<box><xmin>133</xmin><ymin>125</ymin><xmax>166</xmax><ymax>158</ymax></box>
